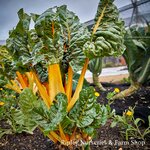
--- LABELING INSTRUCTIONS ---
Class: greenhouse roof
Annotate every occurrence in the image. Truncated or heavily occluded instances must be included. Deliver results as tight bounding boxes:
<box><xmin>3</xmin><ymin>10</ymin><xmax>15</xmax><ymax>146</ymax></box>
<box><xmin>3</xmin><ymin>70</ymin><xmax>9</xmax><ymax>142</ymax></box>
<box><xmin>85</xmin><ymin>0</ymin><xmax>150</xmax><ymax>27</ymax></box>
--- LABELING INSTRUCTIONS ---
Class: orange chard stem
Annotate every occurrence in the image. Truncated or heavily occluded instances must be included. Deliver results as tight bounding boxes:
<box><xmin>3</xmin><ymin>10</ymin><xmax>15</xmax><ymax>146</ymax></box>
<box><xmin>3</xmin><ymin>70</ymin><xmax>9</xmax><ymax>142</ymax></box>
<box><xmin>32</xmin><ymin>71</ymin><xmax>51</xmax><ymax>108</ymax></box>
<box><xmin>16</xmin><ymin>71</ymin><xmax>28</xmax><ymax>89</ymax></box>
<box><xmin>67</xmin><ymin>58</ymin><xmax>89</xmax><ymax>112</ymax></box>
<box><xmin>66</xmin><ymin>66</ymin><xmax>73</xmax><ymax>103</ymax></box>
<box><xmin>22</xmin><ymin>74</ymin><xmax>29</xmax><ymax>86</ymax></box>
<box><xmin>70</xmin><ymin>126</ymin><xmax>77</xmax><ymax>141</ymax></box>
<box><xmin>48</xmin><ymin>64</ymin><xmax>65</xmax><ymax>104</ymax></box>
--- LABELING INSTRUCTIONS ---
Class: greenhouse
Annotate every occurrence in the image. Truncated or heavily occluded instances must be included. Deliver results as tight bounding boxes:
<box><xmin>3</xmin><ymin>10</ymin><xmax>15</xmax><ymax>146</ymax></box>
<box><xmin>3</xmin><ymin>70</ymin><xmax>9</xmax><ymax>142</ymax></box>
<box><xmin>0</xmin><ymin>0</ymin><xmax>150</xmax><ymax>150</ymax></box>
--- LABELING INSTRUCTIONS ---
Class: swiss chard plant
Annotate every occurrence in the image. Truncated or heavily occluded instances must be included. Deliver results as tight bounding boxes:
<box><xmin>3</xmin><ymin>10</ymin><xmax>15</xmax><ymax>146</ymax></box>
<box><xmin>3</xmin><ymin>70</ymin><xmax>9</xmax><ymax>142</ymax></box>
<box><xmin>112</xmin><ymin>26</ymin><xmax>150</xmax><ymax>99</ymax></box>
<box><xmin>0</xmin><ymin>88</ymin><xmax>37</xmax><ymax>138</ymax></box>
<box><xmin>0</xmin><ymin>46</ymin><xmax>37</xmax><ymax>137</ymax></box>
<box><xmin>85</xmin><ymin>0</ymin><xmax>126</xmax><ymax>91</ymax></box>
<box><xmin>4</xmin><ymin>0</ymin><xmax>125</xmax><ymax>149</ymax></box>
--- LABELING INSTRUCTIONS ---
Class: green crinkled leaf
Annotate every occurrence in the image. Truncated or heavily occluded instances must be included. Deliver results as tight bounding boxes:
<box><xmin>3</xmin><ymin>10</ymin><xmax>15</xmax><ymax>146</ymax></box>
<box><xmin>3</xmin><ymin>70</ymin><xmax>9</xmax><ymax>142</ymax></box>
<box><xmin>18</xmin><ymin>88</ymin><xmax>68</xmax><ymax>134</ymax></box>
<box><xmin>69</xmin><ymin>87</ymin><xmax>98</xmax><ymax>128</ymax></box>
<box><xmin>31</xmin><ymin>5</ymin><xmax>90</xmax><ymax>69</ymax></box>
<box><xmin>83</xmin><ymin>0</ymin><xmax>126</xmax><ymax>58</ymax></box>
<box><xmin>56</xmin><ymin>5</ymin><xmax>90</xmax><ymax>72</ymax></box>
<box><xmin>61</xmin><ymin>116</ymin><xmax>74</xmax><ymax>130</ymax></box>
<box><xmin>6</xmin><ymin>6</ymin><xmax>90</xmax><ymax>73</ymax></box>
<box><xmin>13</xmin><ymin>109</ymin><xmax>37</xmax><ymax>134</ymax></box>
<box><xmin>60</xmin><ymin>116</ymin><xmax>75</xmax><ymax>135</ymax></box>
<box><xmin>6</xmin><ymin>9</ymin><xmax>32</xmax><ymax>73</ymax></box>
<box><xmin>32</xmin><ymin>7</ymin><xmax>64</xmax><ymax>65</ymax></box>
<box><xmin>82</xmin><ymin>104</ymin><xmax>109</xmax><ymax>136</ymax></box>
<box><xmin>99</xmin><ymin>105</ymin><xmax>108</xmax><ymax>125</ymax></box>
<box><xmin>83</xmin><ymin>127</ymin><xmax>95</xmax><ymax>136</ymax></box>
<box><xmin>44</xmin><ymin>93</ymin><xmax>68</xmax><ymax>133</ymax></box>
<box><xmin>0</xmin><ymin>46</ymin><xmax>12</xmax><ymax>61</ymax></box>
<box><xmin>19</xmin><ymin>88</ymin><xmax>37</xmax><ymax>112</ymax></box>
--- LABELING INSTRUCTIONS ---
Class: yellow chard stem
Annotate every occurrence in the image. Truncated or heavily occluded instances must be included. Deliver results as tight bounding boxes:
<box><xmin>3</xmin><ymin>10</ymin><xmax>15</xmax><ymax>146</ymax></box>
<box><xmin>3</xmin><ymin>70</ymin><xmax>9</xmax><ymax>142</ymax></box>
<box><xmin>42</xmin><ymin>126</ymin><xmax>67</xmax><ymax>144</ymax></box>
<box><xmin>48</xmin><ymin>64</ymin><xmax>67</xmax><ymax>142</ymax></box>
<box><xmin>67</xmin><ymin>3</ymin><xmax>108</xmax><ymax>112</ymax></box>
<box><xmin>50</xmin><ymin>131</ymin><xmax>62</xmax><ymax>143</ymax></box>
<box><xmin>26</xmin><ymin>72</ymin><xmax>38</xmax><ymax>95</ymax></box>
<box><xmin>59</xmin><ymin>124</ymin><xmax>68</xmax><ymax>141</ymax></box>
<box><xmin>48</xmin><ymin>64</ymin><xmax>65</xmax><ymax>104</ymax></box>
<box><xmin>16</xmin><ymin>71</ymin><xmax>28</xmax><ymax>89</ymax></box>
<box><xmin>66</xmin><ymin>66</ymin><xmax>73</xmax><ymax>103</ymax></box>
<box><xmin>5</xmin><ymin>80</ymin><xmax>22</xmax><ymax>93</ymax></box>
<box><xmin>67</xmin><ymin>58</ymin><xmax>89</xmax><ymax>112</ymax></box>
<box><xmin>25</xmin><ymin>72</ymin><xmax>33</xmax><ymax>88</ymax></box>
<box><xmin>47</xmin><ymin>133</ymin><xmax>58</xmax><ymax>143</ymax></box>
<box><xmin>32</xmin><ymin>71</ymin><xmax>50</xmax><ymax>108</ymax></box>
<box><xmin>39</xmin><ymin>127</ymin><xmax>58</xmax><ymax>143</ymax></box>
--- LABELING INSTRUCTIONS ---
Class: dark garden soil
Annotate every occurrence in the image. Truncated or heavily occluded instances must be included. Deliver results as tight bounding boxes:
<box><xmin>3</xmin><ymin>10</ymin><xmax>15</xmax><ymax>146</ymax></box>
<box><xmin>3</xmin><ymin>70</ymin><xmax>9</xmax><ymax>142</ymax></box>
<box><xmin>0</xmin><ymin>83</ymin><xmax>150</xmax><ymax>150</ymax></box>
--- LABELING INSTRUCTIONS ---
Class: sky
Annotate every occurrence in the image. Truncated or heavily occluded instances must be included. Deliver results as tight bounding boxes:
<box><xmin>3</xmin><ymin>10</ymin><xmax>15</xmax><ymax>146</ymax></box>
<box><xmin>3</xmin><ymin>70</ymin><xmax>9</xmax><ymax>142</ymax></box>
<box><xmin>0</xmin><ymin>0</ymin><xmax>131</xmax><ymax>40</ymax></box>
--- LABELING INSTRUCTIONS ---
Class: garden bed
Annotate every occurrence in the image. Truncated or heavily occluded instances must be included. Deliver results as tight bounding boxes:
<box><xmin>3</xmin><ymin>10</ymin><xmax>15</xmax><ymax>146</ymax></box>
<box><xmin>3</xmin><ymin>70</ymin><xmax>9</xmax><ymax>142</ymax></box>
<box><xmin>0</xmin><ymin>83</ymin><xmax>150</xmax><ymax>150</ymax></box>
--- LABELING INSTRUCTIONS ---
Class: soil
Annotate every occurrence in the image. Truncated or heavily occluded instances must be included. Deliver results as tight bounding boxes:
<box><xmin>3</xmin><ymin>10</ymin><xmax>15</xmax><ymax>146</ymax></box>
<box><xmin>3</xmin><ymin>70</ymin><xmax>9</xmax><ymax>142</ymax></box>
<box><xmin>0</xmin><ymin>83</ymin><xmax>150</xmax><ymax>150</ymax></box>
<box><xmin>93</xmin><ymin>83</ymin><xmax>150</xmax><ymax>150</ymax></box>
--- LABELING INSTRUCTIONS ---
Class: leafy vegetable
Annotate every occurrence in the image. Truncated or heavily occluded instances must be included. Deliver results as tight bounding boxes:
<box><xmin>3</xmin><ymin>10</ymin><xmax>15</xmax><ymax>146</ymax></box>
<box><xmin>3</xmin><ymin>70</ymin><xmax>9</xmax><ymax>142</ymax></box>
<box><xmin>18</xmin><ymin>88</ymin><xmax>68</xmax><ymax>134</ymax></box>
<box><xmin>4</xmin><ymin>1</ymin><xmax>125</xmax><ymax>147</ymax></box>
<box><xmin>69</xmin><ymin>87</ymin><xmax>108</xmax><ymax>136</ymax></box>
<box><xmin>70</xmin><ymin>87</ymin><xmax>99</xmax><ymax>128</ymax></box>
<box><xmin>31</xmin><ymin>7</ymin><xmax>64</xmax><ymax>66</ymax></box>
<box><xmin>83</xmin><ymin>0</ymin><xmax>126</xmax><ymax>58</ymax></box>
<box><xmin>0</xmin><ymin>88</ymin><xmax>35</xmax><ymax>137</ymax></box>
<box><xmin>57</xmin><ymin>5</ymin><xmax>90</xmax><ymax>72</ymax></box>
<box><xmin>30</xmin><ymin>5</ymin><xmax>90</xmax><ymax>71</ymax></box>
<box><xmin>6</xmin><ymin>9</ymin><xmax>31</xmax><ymax>72</ymax></box>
